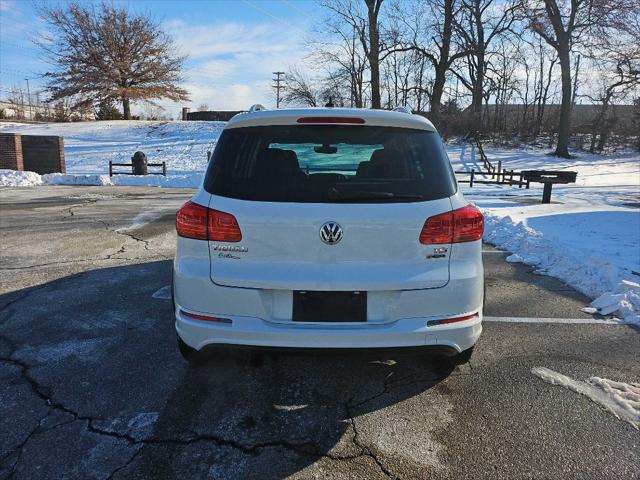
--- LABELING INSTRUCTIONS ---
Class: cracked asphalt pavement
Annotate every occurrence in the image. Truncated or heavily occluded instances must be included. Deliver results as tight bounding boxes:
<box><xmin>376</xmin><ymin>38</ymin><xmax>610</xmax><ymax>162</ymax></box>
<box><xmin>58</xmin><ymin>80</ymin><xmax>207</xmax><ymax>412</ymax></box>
<box><xmin>1</xmin><ymin>185</ymin><xmax>638</xmax><ymax>480</ymax></box>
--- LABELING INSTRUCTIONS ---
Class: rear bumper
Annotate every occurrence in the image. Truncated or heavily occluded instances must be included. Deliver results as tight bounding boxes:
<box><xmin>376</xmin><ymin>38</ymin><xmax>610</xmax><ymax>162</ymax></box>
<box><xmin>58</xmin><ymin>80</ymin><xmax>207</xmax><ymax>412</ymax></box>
<box><xmin>175</xmin><ymin>306</ymin><xmax>482</xmax><ymax>353</ymax></box>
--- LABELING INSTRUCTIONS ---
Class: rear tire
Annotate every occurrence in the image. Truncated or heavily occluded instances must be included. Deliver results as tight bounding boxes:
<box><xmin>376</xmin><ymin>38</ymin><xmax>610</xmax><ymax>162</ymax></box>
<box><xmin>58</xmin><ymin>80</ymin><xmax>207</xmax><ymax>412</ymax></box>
<box><xmin>177</xmin><ymin>336</ymin><xmax>202</xmax><ymax>365</ymax></box>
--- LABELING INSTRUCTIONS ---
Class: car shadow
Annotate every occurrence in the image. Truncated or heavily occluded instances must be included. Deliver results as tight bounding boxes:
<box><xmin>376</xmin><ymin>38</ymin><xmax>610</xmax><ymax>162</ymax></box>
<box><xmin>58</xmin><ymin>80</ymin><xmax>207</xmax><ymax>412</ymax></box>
<box><xmin>0</xmin><ymin>260</ymin><xmax>456</xmax><ymax>479</ymax></box>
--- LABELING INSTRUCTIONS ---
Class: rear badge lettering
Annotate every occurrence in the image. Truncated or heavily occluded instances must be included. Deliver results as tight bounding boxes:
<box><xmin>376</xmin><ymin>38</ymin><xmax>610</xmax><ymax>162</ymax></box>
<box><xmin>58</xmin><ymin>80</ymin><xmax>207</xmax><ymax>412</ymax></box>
<box><xmin>211</xmin><ymin>244</ymin><xmax>248</xmax><ymax>253</ymax></box>
<box><xmin>426</xmin><ymin>247</ymin><xmax>448</xmax><ymax>259</ymax></box>
<box><xmin>218</xmin><ymin>252</ymin><xmax>240</xmax><ymax>259</ymax></box>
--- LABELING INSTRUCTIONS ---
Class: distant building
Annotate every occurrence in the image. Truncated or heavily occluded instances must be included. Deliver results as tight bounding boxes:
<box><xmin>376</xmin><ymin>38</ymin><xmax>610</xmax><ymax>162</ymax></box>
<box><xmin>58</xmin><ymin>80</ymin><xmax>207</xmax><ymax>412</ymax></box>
<box><xmin>185</xmin><ymin>110</ymin><xmax>243</xmax><ymax>122</ymax></box>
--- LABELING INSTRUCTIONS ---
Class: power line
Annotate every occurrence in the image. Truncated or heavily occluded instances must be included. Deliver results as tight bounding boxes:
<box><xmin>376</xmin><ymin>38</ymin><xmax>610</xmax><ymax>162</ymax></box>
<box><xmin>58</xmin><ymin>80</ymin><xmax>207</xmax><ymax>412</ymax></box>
<box><xmin>241</xmin><ymin>0</ymin><xmax>311</xmax><ymax>38</ymax></box>
<box><xmin>273</xmin><ymin>71</ymin><xmax>285</xmax><ymax>108</ymax></box>
<box><xmin>280</xmin><ymin>0</ymin><xmax>310</xmax><ymax>16</ymax></box>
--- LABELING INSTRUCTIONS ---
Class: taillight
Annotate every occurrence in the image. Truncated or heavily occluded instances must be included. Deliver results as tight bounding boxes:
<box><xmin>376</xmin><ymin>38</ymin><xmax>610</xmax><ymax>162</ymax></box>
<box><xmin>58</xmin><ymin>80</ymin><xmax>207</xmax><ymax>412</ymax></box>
<box><xmin>180</xmin><ymin>309</ymin><xmax>232</xmax><ymax>324</ymax></box>
<box><xmin>427</xmin><ymin>313</ymin><xmax>478</xmax><ymax>326</ymax></box>
<box><xmin>451</xmin><ymin>205</ymin><xmax>484</xmax><ymax>243</ymax></box>
<box><xmin>419</xmin><ymin>211</ymin><xmax>453</xmax><ymax>244</ymax></box>
<box><xmin>420</xmin><ymin>205</ymin><xmax>483</xmax><ymax>244</ymax></box>
<box><xmin>208</xmin><ymin>209</ymin><xmax>242</xmax><ymax>242</ymax></box>
<box><xmin>176</xmin><ymin>201</ymin><xmax>208</xmax><ymax>240</ymax></box>
<box><xmin>296</xmin><ymin>116</ymin><xmax>365</xmax><ymax>124</ymax></box>
<box><xmin>176</xmin><ymin>202</ymin><xmax>242</xmax><ymax>242</ymax></box>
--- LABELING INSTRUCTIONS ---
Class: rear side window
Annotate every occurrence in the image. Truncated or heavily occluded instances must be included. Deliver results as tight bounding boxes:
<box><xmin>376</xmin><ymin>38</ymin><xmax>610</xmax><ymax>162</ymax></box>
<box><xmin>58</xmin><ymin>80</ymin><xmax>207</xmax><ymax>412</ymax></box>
<box><xmin>204</xmin><ymin>125</ymin><xmax>456</xmax><ymax>203</ymax></box>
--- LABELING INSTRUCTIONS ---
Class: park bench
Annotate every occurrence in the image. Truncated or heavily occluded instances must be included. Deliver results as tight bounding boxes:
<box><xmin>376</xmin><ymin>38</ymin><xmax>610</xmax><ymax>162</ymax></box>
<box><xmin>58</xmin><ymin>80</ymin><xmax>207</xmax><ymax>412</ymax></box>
<box><xmin>521</xmin><ymin>170</ymin><xmax>577</xmax><ymax>203</ymax></box>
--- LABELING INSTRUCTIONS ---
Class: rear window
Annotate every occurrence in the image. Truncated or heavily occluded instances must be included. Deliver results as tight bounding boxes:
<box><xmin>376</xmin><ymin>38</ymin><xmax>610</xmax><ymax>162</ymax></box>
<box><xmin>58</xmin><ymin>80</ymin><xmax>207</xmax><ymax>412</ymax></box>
<box><xmin>204</xmin><ymin>125</ymin><xmax>456</xmax><ymax>203</ymax></box>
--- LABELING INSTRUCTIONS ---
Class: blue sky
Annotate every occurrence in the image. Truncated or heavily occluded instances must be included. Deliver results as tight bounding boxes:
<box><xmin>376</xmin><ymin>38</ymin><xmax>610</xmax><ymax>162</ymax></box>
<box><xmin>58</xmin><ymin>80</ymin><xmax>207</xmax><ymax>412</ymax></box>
<box><xmin>0</xmin><ymin>0</ymin><xmax>318</xmax><ymax>117</ymax></box>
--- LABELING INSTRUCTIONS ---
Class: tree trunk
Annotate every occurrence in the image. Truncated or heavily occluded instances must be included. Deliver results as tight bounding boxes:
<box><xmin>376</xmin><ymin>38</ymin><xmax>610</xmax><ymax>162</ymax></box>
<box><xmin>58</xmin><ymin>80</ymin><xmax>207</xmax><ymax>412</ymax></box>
<box><xmin>554</xmin><ymin>39</ymin><xmax>572</xmax><ymax>158</ymax></box>
<box><xmin>430</xmin><ymin>0</ymin><xmax>454</xmax><ymax>125</ymax></box>
<box><xmin>470</xmin><ymin>52</ymin><xmax>485</xmax><ymax>134</ymax></box>
<box><xmin>367</xmin><ymin>2</ymin><xmax>381</xmax><ymax>109</ymax></box>
<box><xmin>430</xmin><ymin>66</ymin><xmax>447</xmax><ymax>125</ymax></box>
<box><xmin>469</xmin><ymin>0</ymin><xmax>485</xmax><ymax>135</ymax></box>
<box><xmin>122</xmin><ymin>97</ymin><xmax>131</xmax><ymax>120</ymax></box>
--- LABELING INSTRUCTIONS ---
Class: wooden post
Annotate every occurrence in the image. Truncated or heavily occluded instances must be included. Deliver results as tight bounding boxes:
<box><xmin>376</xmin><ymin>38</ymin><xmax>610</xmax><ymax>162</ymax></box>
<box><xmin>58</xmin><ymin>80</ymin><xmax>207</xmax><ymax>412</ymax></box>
<box><xmin>497</xmin><ymin>160</ymin><xmax>502</xmax><ymax>182</ymax></box>
<box><xmin>109</xmin><ymin>160</ymin><xmax>112</xmax><ymax>177</ymax></box>
<box><xmin>542</xmin><ymin>183</ymin><xmax>553</xmax><ymax>203</ymax></box>
<box><xmin>470</xmin><ymin>169</ymin><xmax>475</xmax><ymax>188</ymax></box>
<box><xmin>519</xmin><ymin>172</ymin><xmax>523</xmax><ymax>188</ymax></box>
<box><xmin>162</xmin><ymin>162</ymin><xmax>167</xmax><ymax>176</ymax></box>
<box><xmin>509</xmin><ymin>169</ymin><xmax>514</xmax><ymax>185</ymax></box>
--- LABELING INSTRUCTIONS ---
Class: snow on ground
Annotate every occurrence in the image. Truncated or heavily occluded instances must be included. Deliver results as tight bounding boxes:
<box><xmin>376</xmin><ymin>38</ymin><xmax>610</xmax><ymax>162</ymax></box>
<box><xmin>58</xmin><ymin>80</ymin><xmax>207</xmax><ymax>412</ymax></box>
<box><xmin>1</xmin><ymin>120</ymin><xmax>638</xmax><ymax>322</ymax></box>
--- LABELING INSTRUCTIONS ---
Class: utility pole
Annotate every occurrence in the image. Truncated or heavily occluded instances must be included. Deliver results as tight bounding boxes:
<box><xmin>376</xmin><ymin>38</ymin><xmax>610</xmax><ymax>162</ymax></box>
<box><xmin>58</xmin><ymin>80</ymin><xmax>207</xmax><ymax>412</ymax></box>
<box><xmin>25</xmin><ymin>78</ymin><xmax>32</xmax><ymax>120</ymax></box>
<box><xmin>272</xmin><ymin>71</ymin><xmax>285</xmax><ymax>108</ymax></box>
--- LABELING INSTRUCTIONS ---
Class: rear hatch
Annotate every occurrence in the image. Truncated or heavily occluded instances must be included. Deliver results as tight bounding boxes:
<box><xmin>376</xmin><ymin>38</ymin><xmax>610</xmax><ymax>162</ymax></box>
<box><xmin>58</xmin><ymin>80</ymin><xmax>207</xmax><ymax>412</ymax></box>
<box><xmin>203</xmin><ymin>122</ymin><xmax>458</xmax><ymax>291</ymax></box>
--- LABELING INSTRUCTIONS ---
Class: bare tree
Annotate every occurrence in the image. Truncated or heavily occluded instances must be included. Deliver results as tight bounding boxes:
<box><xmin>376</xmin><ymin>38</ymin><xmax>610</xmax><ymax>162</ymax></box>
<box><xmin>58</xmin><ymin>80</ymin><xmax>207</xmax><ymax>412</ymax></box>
<box><xmin>320</xmin><ymin>0</ymin><xmax>396</xmax><ymax>109</ymax></box>
<box><xmin>283</xmin><ymin>68</ymin><xmax>320</xmax><ymax>107</ymax></box>
<box><xmin>395</xmin><ymin>0</ymin><xmax>471</xmax><ymax>123</ymax></box>
<box><xmin>454</xmin><ymin>0</ymin><xmax>520</xmax><ymax>132</ymax></box>
<box><xmin>197</xmin><ymin>104</ymin><xmax>209</xmax><ymax>112</ymax></box>
<box><xmin>38</xmin><ymin>2</ymin><xmax>189</xmax><ymax>120</ymax></box>
<box><xmin>582</xmin><ymin>7</ymin><xmax>640</xmax><ymax>151</ymax></box>
<box><xmin>313</xmin><ymin>25</ymin><xmax>368</xmax><ymax>107</ymax></box>
<box><xmin>7</xmin><ymin>86</ymin><xmax>26</xmax><ymax>119</ymax></box>
<box><xmin>524</xmin><ymin>0</ymin><xmax>631</xmax><ymax>157</ymax></box>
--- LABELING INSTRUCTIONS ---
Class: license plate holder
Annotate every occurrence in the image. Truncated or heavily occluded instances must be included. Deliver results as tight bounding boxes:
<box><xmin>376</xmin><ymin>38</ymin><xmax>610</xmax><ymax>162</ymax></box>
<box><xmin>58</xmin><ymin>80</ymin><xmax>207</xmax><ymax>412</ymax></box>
<box><xmin>293</xmin><ymin>291</ymin><xmax>367</xmax><ymax>322</ymax></box>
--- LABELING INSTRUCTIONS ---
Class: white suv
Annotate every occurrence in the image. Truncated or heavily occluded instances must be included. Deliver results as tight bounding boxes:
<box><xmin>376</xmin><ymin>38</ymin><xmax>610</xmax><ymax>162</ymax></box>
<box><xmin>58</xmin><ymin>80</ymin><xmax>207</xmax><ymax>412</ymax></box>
<box><xmin>173</xmin><ymin>107</ymin><xmax>484</xmax><ymax>363</ymax></box>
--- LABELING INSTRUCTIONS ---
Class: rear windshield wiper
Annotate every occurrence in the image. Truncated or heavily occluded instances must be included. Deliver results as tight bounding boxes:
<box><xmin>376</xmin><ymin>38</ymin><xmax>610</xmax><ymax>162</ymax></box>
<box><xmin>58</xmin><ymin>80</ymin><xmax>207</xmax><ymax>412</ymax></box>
<box><xmin>328</xmin><ymin>189</ymin><xmax>424</xmax><ymax>201</ymax></box>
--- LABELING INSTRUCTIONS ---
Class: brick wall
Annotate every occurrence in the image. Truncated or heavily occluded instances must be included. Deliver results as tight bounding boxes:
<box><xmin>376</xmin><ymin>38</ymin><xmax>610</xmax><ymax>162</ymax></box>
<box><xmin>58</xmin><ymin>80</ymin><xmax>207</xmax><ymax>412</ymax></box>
<box><xmin>0</xmin><ymin>133</ymin><xmax>24</xmax><ymax>170</ymax></box>
<box><xmin>21</xmin><ymin>135</ymin><xmax>66</xmax><ymax>174</ymax></box>
<box><xmin>187</xmin><ymin>110</ymin><xmax>242</xmax><ymax>121</ymax></box>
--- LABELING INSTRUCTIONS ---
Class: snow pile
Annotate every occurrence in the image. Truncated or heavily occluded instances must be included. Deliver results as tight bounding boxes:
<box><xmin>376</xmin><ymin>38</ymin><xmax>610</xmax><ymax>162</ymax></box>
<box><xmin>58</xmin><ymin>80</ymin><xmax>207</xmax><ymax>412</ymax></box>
<box><xmin>0</xmin><ymin>170</ymin><xmax>203</xmax><ymax>188</ymax></box>
<box><xmin>43</xmin><ymin>173</ymin><xmax>112</xmax><ymax>186</ymax></box>
<box><xmin>587</xmin><ymin>281</ymin><xmax>640</xmax><ymax>320</ymax></box>
<box><xmin>483</xmin><ymin>211</ymin><xmax>640</xmax><ymax>324</ymax></box>
<box><xmin>0</xmin><ymin>169</ymin><xmax>43</xmax><ymax>187</ymax></box>
<box><xmin>44</xmin><ymin>172</ymin><xmax>202</xmax><ymax>188</ymax></box>
<box><xmin>110</xmin><ymin>173</ymin><xmax>202</xmax><ymax>188</ymax></box>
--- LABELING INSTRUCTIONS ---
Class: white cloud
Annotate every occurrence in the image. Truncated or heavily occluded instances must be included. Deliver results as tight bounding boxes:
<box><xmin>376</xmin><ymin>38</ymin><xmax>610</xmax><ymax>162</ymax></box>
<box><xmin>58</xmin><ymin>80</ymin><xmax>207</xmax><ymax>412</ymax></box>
<box><xmin>162</xmin><ymin>18</ymin><xmax>313</xmax><ymax>110</ymax></box>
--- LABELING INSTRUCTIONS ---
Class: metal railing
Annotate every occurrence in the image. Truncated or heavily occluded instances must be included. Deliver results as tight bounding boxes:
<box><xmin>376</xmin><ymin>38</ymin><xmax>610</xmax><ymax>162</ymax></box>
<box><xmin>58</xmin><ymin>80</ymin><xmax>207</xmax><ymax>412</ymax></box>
<box><xmin>108</xmin><ymin>161</ymin><xmax>167</xmax><ymax>177</ymax></box>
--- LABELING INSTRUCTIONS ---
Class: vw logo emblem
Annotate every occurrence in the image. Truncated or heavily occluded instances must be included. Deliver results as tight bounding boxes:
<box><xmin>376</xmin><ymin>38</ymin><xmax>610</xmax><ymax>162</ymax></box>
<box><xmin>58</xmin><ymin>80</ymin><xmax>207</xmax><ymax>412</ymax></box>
<box><xmin>319</xmin><ymin>221</ymin><xmax>343</xmax><ymax>245</ymax></box>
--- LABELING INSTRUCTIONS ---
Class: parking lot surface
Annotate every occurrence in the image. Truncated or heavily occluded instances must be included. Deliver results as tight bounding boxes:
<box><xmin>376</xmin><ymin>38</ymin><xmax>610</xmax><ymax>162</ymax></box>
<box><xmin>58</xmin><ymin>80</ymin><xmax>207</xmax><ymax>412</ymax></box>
<box><xmin>1</xmin><ymin>186</ymin><xmax>638</xmax><ymax>480</ymax></box>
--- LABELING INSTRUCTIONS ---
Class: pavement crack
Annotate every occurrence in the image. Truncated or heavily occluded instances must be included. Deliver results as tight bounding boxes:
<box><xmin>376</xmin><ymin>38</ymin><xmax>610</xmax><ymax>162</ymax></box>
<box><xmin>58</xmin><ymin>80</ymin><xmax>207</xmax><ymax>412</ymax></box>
<box><xmin>1</xmin><ymin>349</ymin><xmax>364</xmax><ymax>472</ymax></box>
<box><xmin>63</xmin><ymin>199</ymin><xmax>98</xmax><ymax>218</ymax></box>
<box><xmin>95</xmin><ymin>219</ymin><xmax>151</xmax><ymax>256</ymax></box>
<box><xmin>86</xmin><ymin>423</ymin><xmax>363</xmax><ymax>462</ymax></box>
<box><xmin>104</xmin><ymin>445</ymin><xmax>143</xmax><ymax>480</ymax></box>
<box><xmin>345</xmin><ymin>400</ymin><xmax>395</xmax><ymax>479</ymax></box>
<box><xmin>0</xmin><ymin>410</ymin><xmax>48</xmax><ymax>478</ymax></box>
